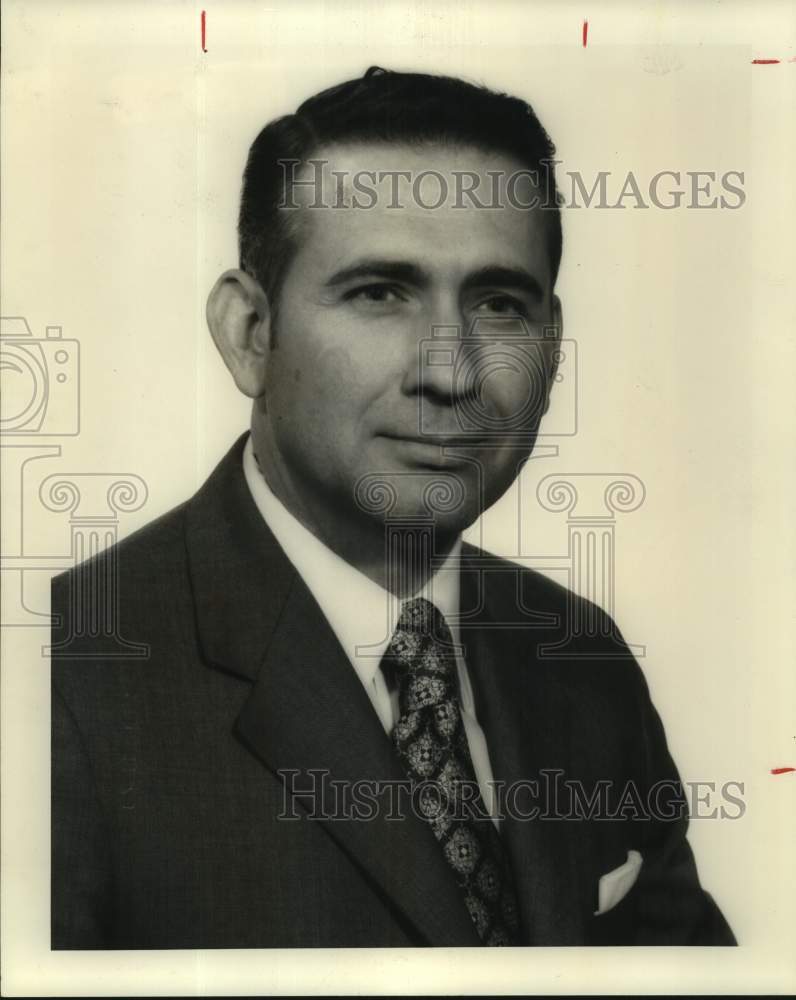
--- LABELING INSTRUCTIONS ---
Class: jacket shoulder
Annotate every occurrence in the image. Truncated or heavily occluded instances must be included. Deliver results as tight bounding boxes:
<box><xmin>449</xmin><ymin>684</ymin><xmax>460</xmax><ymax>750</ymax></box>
<box><xmin>50</xmin><ymin>500</ymin><xmax>195</xmax><ymax>676</ymax></box>
<box><xmin>462</xmin><ymin>541</ymin><xmax>618</xmax><ymax>626</ymax></box>
<box><xmin>52</xmin><ymin>499</ymin><xmax>189</xmax><ymax>604</ymax></box>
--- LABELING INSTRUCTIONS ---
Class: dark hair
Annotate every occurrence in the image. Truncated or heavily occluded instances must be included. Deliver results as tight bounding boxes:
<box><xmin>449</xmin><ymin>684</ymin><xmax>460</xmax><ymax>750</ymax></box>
<box><xmin>238</xmin><ymin>66</ymin><xmax>563</xmax><ymax>314</ymax></box>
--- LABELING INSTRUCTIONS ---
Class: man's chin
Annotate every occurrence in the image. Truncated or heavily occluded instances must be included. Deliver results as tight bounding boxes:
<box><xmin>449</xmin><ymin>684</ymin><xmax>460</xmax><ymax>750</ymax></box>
<box><xmin>353</xmin><ymin>479</ymin><xmax>480</xmax><ymax>540</ymax></box>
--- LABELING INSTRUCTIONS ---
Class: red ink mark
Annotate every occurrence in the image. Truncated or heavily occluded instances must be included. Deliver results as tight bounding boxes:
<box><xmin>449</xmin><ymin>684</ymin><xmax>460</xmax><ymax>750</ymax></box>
<box><xmin>201</xmin><ymin>10</ymin><xmax>207</xmax><ymax>53</ymax></box>
<box><xmin>771</xmin><ymin>767</ymin><xmax>795</xmax><ymax>775</ymax></box>
<box><xmin>582</xmin><ymin>20</ymin><xmax>588</xmax><ymax>48</ymax></box>
<box><xmin>751</xmin><ymin>58</ymin><xmax>779</xmax><ymax>64</ymax></box>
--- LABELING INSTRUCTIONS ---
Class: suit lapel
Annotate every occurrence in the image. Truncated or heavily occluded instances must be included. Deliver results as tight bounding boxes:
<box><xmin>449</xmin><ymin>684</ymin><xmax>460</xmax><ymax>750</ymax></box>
<box><xmin>235</xmin><ymin>575</ymin><xmax>481</xmax><ymax>946</ymax></box>
<box><xmin>460</xmin><ymin>552</ymin><xmax>590</xmax><ymax>944</ymax></box>
<box><xmin>184</xmin><ymin>436</ymin><xmax>480</xmax><ymax>946</ymax></box>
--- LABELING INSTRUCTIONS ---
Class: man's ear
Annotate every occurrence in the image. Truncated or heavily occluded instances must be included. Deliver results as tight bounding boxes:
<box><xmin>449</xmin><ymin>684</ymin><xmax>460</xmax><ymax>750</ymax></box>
<box><xmin>206</xmin><ymin>269</ymin><xmax>272</xmax><ymax>398</ymax></box>
<box><xmin>542</xmin><ymin>294</ymin><xmax>564</xmax><ymax>415</ymax></box>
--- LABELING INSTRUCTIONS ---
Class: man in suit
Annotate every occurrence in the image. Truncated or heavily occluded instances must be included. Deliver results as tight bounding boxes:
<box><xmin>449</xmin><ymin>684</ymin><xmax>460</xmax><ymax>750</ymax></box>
<box><xmin>52</xmin><ymin>67</ymin><xmax>735</xmax><ymax>948</ymax></box>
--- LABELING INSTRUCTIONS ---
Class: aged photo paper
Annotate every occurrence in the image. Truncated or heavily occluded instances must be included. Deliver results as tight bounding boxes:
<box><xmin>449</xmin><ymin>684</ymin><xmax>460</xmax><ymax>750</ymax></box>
<box><xmin>2</xmin><ymin>0</ymin><xmax>794</xmax><ymax>994</ymax></box>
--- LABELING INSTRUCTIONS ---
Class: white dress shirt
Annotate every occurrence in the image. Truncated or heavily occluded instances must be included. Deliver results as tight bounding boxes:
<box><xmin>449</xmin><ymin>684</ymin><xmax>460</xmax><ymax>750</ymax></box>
<box><xmin>242</xmin><ymin>435</ymin><xmax>499</xmax><ymax>822</ymax></box>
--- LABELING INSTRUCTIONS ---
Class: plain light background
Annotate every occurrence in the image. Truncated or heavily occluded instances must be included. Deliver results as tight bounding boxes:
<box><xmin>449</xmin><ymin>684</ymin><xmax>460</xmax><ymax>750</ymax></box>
<box><xmin>2</xmin><ymin>0</ymin><xmax>794</xmax><ymax>995</ymax></box>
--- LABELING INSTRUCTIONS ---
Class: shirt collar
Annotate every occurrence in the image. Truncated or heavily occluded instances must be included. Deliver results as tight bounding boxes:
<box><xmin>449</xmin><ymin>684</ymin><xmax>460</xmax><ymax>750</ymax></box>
<box><xmin>242</xmin><ymin>435</ymin><xmax>462</xmax><ymax>689</ymax></box>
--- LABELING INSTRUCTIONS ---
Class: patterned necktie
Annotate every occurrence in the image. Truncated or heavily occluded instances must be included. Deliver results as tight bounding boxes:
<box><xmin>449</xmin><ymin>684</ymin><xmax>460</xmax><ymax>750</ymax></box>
<box><xmin>381</xmin><ymin>597</ymin><xmax>520</xmax><ymax>945</ymax></box>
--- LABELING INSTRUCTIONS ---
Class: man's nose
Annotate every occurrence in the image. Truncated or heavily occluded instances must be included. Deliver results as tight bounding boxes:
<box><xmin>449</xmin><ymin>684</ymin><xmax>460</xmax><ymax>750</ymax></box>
<box><xmin>400</xmin><ymin>303</ymin><xmax>466</xmax><ymax>403</ymax></box>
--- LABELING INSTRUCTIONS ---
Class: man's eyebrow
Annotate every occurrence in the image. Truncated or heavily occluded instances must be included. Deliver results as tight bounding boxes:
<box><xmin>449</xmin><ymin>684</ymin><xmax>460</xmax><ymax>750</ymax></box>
<box><xmin>462</xmin><ymin>266</ymin><xmax>545</xmax><ymax>302</ymax></box>
<box><xmin>325</xmin><ymin>259</ymin><xmax>428</xmax><ymax>288</ymax></box>
<box><xmin>323</xmin><ymin>260</ymin><xmax>545</xmax><ymax>300</ymax></box>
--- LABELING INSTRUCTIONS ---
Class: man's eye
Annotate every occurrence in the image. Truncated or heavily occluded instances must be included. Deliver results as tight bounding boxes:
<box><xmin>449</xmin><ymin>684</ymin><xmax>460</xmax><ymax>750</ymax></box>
<box><xmin>474</xmin><ymin>295</ymin><xmax>528</xmax><ymax>316</ymax></box>
<box><xmin>345</xmin><ymin>284</ymin><xmax>405</xmax><ymax>304</ymax></box>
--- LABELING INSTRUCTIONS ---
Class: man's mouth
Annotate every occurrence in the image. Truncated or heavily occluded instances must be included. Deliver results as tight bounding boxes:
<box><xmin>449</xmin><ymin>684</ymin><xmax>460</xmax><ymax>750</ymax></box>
<box><xmin>377</xmin><ymin>433</ymin><xmax>498</xmax><ymax>470</ymax></box>
<box><xmin>380</xmin><ymin>432</ymin><xmax>494</xmax><ymax>449</ymax></box>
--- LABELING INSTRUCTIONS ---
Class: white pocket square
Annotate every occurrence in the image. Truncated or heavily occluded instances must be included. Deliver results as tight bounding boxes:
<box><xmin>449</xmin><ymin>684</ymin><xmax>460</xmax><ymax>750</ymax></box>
<box><xmin>594</xmin><ymin>849</ymin><xmax>643</xmax><ymax>916</ymax></box>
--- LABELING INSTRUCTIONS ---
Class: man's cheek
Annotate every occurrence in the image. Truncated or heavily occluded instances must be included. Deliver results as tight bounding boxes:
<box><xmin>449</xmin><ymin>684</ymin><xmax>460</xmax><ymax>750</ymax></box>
<box><xmin>313</xmin><ymin>344</ymin><xmax>356</xmax><ymax>390</ymax></box>
<box><xmin>491</xmin><ymin>362</ymin><xmax>549</xmax><ymax>428</ymax></box>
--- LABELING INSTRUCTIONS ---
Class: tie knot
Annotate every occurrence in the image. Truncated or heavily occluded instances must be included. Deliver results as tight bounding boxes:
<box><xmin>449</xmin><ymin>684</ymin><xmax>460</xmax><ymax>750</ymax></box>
<box><xmin>396</xmin><ymin>597</ymin><xmax>451</xmax><ymax>640</ymax></box>
<box><xmin>382</xmin><ymin>598</ymin><xmax>458</xmax><ymax>711</ymax></box>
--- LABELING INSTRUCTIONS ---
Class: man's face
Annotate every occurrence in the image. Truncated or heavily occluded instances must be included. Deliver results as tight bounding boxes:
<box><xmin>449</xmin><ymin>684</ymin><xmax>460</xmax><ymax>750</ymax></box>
<box><xmin>257</xmin><ymin>142</ymin><xmax>561</xmax><ymax>538</ymax></box>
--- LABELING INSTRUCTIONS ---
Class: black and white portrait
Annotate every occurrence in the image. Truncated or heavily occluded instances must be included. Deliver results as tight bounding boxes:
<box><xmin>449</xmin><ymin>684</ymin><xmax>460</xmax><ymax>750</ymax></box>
<box><xmin>2</xmin><ymin>2</ymin><xmax>794</xmax><ymax>995</ymax></box>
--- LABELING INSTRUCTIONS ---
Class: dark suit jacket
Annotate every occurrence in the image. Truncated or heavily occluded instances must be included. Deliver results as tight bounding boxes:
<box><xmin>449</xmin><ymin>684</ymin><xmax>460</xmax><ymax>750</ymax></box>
<box><xmin>51</xmin><ymin>434</ymin><xmax>734</xmax><ymax>948</ymax></box>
